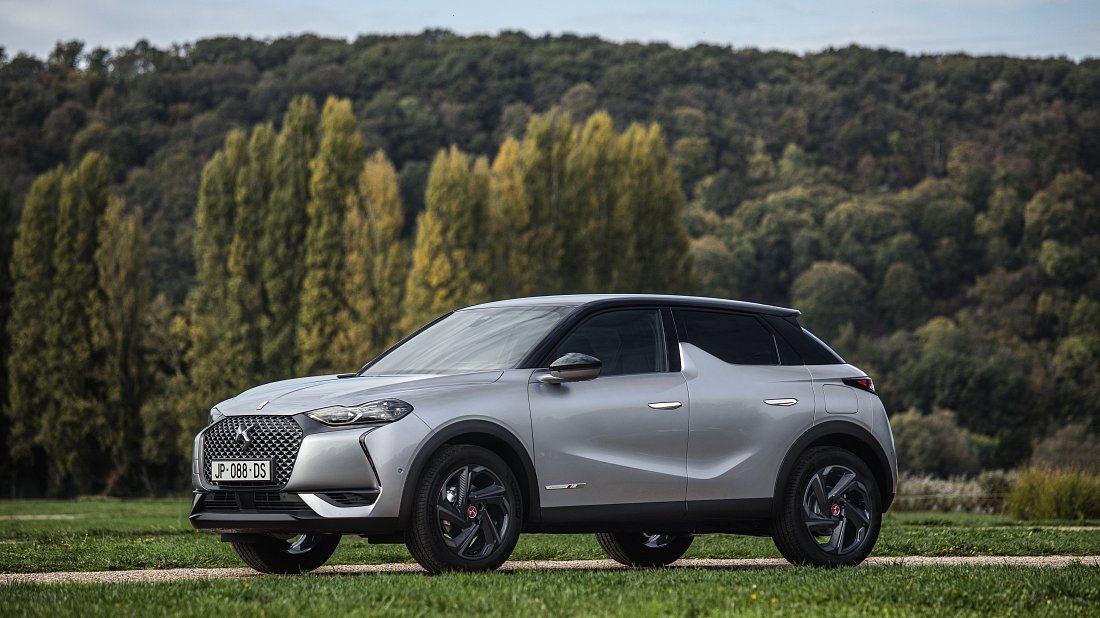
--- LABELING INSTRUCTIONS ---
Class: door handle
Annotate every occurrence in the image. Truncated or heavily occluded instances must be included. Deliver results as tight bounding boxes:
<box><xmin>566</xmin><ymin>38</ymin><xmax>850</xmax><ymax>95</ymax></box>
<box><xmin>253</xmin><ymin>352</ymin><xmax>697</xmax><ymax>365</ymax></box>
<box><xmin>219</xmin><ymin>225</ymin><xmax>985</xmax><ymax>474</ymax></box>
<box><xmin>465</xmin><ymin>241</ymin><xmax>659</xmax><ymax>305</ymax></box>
<box><xmin>648</xmin><ymin>401</ymin><xmax>682</xmax><ymax>410</ymax></box>
<box><xmin>764</xmin><ymin>398</ymin><xmax>799</xmax><ymax>406</ymax></box>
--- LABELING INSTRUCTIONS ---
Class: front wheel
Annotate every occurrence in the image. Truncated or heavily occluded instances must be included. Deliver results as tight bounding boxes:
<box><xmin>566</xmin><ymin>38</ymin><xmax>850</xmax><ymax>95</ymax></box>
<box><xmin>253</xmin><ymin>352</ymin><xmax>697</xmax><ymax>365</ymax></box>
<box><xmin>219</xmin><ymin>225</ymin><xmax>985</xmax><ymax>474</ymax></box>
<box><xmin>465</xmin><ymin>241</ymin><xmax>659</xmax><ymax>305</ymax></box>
<box><xmin>405</xmin><ymin>445</ymin><xmax>522</xmax><ymax>573</ymax></box>
<box><xmin>231</xmin><ymin>533</ymin><xmax>340</xmax><ymax>574</ymax></box>
<box><xmin>595</xmin><ymin>532</ymin><xmax>693</xmax><ymax>567</ymax></box>
<box><xmin>771</xmin><ymin>446</ymin><xmax>881</xmax><ymax>567</ymax></box>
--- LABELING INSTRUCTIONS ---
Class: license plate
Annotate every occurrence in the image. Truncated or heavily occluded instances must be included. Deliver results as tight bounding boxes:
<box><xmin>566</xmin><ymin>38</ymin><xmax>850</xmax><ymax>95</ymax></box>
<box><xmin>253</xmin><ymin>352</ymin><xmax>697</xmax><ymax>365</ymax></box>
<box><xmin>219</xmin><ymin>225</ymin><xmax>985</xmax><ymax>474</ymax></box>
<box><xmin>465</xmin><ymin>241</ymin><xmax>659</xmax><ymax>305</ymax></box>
<box><xmin>210</xmin><ymin>460</ymin><xmax>271</xmax><ymax>482</ymax></box>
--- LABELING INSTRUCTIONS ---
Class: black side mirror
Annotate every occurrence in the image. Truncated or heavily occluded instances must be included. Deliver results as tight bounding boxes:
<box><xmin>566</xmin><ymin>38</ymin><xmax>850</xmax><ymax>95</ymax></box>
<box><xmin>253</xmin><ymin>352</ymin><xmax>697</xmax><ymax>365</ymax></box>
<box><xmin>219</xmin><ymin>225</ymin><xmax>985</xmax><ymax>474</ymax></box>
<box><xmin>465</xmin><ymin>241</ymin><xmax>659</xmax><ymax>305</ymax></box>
<box><xmin>539</xmin><ymin>353</ymin><xmax>602</xmax><ymax>383</ymax></box>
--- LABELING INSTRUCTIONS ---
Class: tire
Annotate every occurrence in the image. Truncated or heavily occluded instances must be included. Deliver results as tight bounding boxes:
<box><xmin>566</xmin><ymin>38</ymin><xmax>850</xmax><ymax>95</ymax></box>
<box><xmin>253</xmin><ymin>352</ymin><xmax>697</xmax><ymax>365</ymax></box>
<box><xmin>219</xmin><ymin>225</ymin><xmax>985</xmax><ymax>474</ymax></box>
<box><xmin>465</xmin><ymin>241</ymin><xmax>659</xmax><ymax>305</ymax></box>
<box><xmin>595</xmin><ymin>532</ymin><xmax>693</xmax><ymax>567</ymax></box>
<box><xmin>404</xmin><ymin>445</ymin><xmax>523</xmax><ymax>573</ymax></box>
<box><xmin>231</xmin><ymin>533</ymin><xmax>341</xmax><ymax>574</ymax></box>
<box><xmin>772</xmin><ymin>446</ymin><xmax>882</xmax><ymax>567</ymax></box>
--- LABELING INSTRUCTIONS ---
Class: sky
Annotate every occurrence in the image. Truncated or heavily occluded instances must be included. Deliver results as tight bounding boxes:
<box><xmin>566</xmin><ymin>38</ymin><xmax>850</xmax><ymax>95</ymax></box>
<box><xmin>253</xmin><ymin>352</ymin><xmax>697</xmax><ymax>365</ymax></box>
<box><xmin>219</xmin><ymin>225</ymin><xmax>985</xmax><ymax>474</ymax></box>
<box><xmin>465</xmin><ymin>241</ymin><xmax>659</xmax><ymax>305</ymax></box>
<box><xmin>1</xmin><ymin>0</ymin><xmax>1097</xmax><ymax>61</ymax></box>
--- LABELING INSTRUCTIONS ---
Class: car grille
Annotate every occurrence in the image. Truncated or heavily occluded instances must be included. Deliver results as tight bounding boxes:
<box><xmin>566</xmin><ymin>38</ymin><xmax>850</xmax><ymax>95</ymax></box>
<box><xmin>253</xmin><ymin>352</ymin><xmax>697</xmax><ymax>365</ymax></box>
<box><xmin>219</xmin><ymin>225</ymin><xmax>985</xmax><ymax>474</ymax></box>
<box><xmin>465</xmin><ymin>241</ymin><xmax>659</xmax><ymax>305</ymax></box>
<box><xmin>202</xmin><ymin>415</ymin><xmax>304</xmax><ymax>488</ymax></box>
<box><xmin>201</xmin><ymin>492</ymin><xmax>315</xmax><ymax>514</ymax></box>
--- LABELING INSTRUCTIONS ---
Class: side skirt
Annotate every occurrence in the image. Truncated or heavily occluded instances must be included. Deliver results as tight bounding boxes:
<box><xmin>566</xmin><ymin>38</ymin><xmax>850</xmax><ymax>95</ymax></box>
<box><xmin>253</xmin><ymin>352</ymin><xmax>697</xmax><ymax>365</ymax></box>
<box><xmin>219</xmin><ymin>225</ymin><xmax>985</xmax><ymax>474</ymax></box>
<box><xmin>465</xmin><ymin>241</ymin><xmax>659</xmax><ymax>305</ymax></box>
<box><xmin>528</xmin><ymin>498</ymin><xmax>773</xmax><ymax>535</ymax></box>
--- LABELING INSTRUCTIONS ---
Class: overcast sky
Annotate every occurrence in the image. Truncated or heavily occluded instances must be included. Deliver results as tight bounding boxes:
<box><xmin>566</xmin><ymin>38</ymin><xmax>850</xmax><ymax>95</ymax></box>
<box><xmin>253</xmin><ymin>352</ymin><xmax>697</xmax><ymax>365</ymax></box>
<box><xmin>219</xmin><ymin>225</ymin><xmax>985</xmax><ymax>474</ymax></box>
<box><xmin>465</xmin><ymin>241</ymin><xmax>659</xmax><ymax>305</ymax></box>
<box><xmin>2</xmin><ymin>0</ymin><xmax>1097</xmax><ymax>60</ymax></box>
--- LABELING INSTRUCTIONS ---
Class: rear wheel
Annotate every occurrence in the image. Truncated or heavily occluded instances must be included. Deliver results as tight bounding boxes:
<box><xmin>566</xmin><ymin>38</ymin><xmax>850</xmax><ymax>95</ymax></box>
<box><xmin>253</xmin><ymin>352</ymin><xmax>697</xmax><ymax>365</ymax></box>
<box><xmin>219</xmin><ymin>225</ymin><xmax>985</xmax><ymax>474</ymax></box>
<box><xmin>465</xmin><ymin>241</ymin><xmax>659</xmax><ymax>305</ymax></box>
<box><xmin>595</xmin><ymin>532</ymin><xmax>693</xmax><ymax>567</ymax></box>
<box><xmin>772</xmin><ymin>446</ymin><xmax>881</xmax><ymax>567</ymax></box>
<box><xmin>405</xmin><ymin>445</ymin><xmax>522</xmax><ymax>573</ymax></box>
<box><xmin>231</xmin><ymin>533</ymin><xmax>340</xmax><ymax>574</ymax></box>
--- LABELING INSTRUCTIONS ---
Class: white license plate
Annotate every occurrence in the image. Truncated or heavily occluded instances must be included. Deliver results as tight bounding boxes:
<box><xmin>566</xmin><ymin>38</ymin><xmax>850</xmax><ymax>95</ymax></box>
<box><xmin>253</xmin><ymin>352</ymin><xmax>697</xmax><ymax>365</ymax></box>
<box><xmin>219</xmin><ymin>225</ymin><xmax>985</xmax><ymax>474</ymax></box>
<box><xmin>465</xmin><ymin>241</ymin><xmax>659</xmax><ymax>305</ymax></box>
<box><xmin>210</xmin><ymin>460</ymin><xmax>271</xmax><ymax>482</ymax></box>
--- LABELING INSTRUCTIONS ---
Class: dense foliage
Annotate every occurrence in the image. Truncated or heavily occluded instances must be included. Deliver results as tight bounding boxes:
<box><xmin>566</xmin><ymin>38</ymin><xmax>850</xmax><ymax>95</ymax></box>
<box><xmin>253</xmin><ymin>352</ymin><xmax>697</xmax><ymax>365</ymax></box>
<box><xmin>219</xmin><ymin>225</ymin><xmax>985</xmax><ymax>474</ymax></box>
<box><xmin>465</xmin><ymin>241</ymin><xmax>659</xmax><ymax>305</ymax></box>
<box><xmin>1</xmin><ymin>32</ymin><xmax>1098</xmax><ymax>494</ymax></box>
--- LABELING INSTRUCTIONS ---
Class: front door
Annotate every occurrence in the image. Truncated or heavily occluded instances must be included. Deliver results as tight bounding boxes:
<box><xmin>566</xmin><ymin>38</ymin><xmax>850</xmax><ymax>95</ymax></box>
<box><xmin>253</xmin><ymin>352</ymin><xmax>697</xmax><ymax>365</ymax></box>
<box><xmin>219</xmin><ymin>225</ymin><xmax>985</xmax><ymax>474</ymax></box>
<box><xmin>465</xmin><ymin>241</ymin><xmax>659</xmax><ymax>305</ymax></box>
<box><xmin>529</xmin><ymin>308</ymin><xmax>689</xmax><ymax>511</ymax></box>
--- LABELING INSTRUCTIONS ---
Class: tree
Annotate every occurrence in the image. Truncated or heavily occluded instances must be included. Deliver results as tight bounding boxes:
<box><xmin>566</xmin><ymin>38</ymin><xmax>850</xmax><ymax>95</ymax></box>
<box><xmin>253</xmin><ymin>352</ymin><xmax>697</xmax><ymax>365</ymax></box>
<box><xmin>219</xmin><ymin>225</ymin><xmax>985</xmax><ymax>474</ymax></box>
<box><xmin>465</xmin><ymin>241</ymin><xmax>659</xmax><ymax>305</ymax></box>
<box><xmin>1023</xmin><ymin>170</ymin><xmax>1100</xmax><ymax>285</ymax></box>
<box><xmin>403</xmin><ymin>147</ymin><xmax>491</xmax><ymax>330</ymax></box>
<box><xmin>519</xmin><ymin>109</ymin><xmax>574</xmax><ymax>294</ymax></box>
<box><xmin>890</xmin><ymin>408</ymin><xmax>981</xmax><ymax>477</ymax></box>
<box><xmin>0</xmin><ymin>180</ymin><xmax>14</xmax><ymax>485</ymax></box>
<box><xmin>42</xmin><ymin>153</ymin><xmax>111</xmax><ymax>493</ymax></box>
<box><xmin>298</xmin><ymin>97</ymin><xmax>363</xmax><ymax>375</ymax></box>
<box><xmin>790</xmin><ymin>261</ymin><xmax>870</xmax><ymax>341</ymax></box>
<box><xmin>5</xmin><ymin>167</ymin><xmax>64</xmax><ymax>492</ymax></box>
<box><xmin>173</xmin><ymin>132</ymin><xmax>248</xmax><ymax>458</ymax></box>
<box><xmin>566</xmin><ymin>112</ymin><xmax>622</xmax><ymax>291</ymax></box>
<box><xmin>260</xmin><ymin>95</ymin><xmax>318</xmax><ymax>380</ymax></box>
<box><xmin>332</xmin><ymin>151</ymin><xmax>409</xmax><ymax>368</ymax></box>
<box><xmin>88</xmin><ymin>196</ymin><xmax>149</xmax><ymax>493</ymax></box>
<box><xmin>224</xmin><ymin>124</ymin><xmax>275</xmax><ymax>387</ymax></box>
<box><xmin>487</xmin><ymin>137</ymin><xmax>537</xmax><ymax>298</ymax></box>
<box><xmin>613</xmin><ymin>122</ymin><xmax>694</xmax><ymax>292</ymax></box>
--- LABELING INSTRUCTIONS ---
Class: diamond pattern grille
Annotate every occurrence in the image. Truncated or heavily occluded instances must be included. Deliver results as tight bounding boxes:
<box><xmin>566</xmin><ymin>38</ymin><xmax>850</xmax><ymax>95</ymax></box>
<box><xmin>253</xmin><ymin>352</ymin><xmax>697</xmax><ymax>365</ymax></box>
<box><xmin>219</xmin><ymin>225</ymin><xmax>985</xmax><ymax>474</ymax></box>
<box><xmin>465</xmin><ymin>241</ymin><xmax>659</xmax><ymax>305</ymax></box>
<box><xmin>202</xmin><ymin>415</ymin><xmax>303</xmax><ymax>488</ymax></box>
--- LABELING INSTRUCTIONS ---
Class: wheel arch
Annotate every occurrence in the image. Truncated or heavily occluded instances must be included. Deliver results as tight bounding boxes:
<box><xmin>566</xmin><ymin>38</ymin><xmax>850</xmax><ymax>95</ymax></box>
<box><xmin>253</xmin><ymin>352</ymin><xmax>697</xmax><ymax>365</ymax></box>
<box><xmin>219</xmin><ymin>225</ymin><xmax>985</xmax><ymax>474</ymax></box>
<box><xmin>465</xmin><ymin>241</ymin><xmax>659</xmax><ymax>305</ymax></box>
<box><xmin>773</xmin><ymin>421</ymin><xmax>896</xmax><ymax>512</ymax></box>
<box><xmin>398</xmin><ymin>420</ymin><xmax>541</xmax><ymax>526</ymax></box>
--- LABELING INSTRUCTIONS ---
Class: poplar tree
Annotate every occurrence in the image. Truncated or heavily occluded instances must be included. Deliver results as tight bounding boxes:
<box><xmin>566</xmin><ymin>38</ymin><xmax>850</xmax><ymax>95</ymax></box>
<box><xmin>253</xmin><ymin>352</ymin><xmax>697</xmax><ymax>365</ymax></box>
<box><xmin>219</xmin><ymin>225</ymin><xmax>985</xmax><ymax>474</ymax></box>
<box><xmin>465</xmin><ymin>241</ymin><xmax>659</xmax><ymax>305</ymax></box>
<box><xmin>333</xmin><ymin>151</ymin><xmax>409</xmax><ymax>368</ymax></box>
<box><xmin>298</xmin><ymin>97</ymin><xmax>363</xmax><ymax>375</ymax></box>
<box><xmin>42</xmin><ymin>153</ymin><xmax>111</xmax><ymax>493</ymax></box>
<box><xmin>519</xmin><ymin>109</ymin><xmax>574</xmax><ymax>293</ymax></box>
<box><xmin>566</xmin><ymin>112</ymin><xmax>623</xmax><ymax>291</ymax></box>
<box><xmin>403</xmin><ymin>147</ymin><xmax>492</xmax><ymax>330</ymax></box>
<box><xmin>488</xmin><ymin>137</ymin><xmax>537</xmax><ymax>298</ymax></box>
<box><xmin>614</xmin><ymin>123</ymin><xmax>693</xmax><ymax>292</ymax></box>
<box><xmin>0</xmin><ymin>181</ymin><xmax>13</xmax><ymax>478</ymax></box>
<box><xmin>225</xmin><ymin>124</ymin><xmax>275</xmax><ymax>386</ymax></box>
<box><xmin>174</xmin><ymin>132</ymin><xmax>248</xmax><ymax>452</ymax></box>
<box><xmin>5</xmin><ymin>168</ymin><xmax>63</xmax><ymax>477</ymax></box>
<box><xmin>89</xmin><ymin>196</ymin><xmax>149</xmax><ymax>493</ymax></box>
<box><xmin>261</xmin><ymin>95</ymin><xmax>318</xmax><ymax>379</ymax></box>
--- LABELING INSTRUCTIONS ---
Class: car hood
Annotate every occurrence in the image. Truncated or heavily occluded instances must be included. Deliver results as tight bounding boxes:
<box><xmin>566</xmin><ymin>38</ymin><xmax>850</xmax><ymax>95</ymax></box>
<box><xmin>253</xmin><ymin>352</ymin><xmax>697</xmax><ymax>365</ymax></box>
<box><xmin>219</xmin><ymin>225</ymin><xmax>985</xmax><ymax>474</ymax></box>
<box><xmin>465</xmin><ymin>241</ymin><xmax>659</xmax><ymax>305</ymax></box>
<box><xmin>216</xmin><ymin>371</ymin><xmax>505</xmax><ymax>416</ymax></box>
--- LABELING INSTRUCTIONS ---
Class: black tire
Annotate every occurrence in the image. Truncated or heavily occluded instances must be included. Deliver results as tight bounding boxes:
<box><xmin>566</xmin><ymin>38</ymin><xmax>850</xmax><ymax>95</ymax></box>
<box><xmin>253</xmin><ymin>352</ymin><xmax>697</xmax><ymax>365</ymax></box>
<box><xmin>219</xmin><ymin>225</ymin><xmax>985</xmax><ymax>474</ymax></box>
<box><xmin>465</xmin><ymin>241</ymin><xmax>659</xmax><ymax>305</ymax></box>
<box><xmin>595</xmin><ymin>532</ymin><xmax>693</xmax><ymax>567</ymax></box>
<box><xmin>231</xmin><ymin>533</ymin><xmax>340</xmax><ymax>574</ymax></box>
<box><xmin>772</xmin><ymin>446</ymin><xmax>882</xmax><ymax>567</ymax></box>
<box><xmin>404</xmin><ymin>445</ymin><xmax>523</xmax><ymax>574</ymax></box>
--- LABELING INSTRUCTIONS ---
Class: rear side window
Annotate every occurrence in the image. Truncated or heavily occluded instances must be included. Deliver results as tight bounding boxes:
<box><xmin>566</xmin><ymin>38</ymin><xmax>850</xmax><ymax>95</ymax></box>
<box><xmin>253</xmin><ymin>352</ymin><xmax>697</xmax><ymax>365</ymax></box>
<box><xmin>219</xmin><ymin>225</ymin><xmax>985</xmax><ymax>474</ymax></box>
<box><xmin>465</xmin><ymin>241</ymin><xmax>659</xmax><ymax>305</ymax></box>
<box><xmin>675</xmin><ymin>310</ymin><xmax>778</xmax><ymax>365</ymax></box>
<box><xmin>761</xmin><ymin>315</ymin><xmax>844</xmax><ymax>365</ymax></box>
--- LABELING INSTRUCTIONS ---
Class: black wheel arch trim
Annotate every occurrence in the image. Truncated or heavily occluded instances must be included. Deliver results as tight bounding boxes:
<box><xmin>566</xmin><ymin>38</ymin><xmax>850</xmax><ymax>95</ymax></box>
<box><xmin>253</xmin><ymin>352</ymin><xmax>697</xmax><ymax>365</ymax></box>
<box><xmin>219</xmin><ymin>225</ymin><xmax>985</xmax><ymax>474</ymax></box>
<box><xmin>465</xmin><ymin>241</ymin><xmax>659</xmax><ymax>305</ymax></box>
<box><xmin>773</xmin><ymin>420</ymin><xmax>896</xmax><ymax>512</ymax></box>
<box><xmin>398</xmin><ymin>419</ymin><xmax>541</xmax><ymax>526</ymax></box>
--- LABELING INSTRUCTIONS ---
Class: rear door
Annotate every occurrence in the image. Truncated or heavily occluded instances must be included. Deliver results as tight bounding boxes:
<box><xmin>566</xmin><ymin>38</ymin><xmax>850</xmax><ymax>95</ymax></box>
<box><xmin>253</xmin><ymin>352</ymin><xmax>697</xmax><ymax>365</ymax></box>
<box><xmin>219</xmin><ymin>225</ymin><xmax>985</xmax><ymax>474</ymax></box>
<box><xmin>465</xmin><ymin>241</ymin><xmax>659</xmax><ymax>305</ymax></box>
<box><xmin>529</xmin><ymin>308</ymin><xmax>689</xmax><ymax>511</ymax></box>
<box><xmin>674</xmin><ymin>309</ymin><xmax>816</xmax><ymax>504</ymax></box>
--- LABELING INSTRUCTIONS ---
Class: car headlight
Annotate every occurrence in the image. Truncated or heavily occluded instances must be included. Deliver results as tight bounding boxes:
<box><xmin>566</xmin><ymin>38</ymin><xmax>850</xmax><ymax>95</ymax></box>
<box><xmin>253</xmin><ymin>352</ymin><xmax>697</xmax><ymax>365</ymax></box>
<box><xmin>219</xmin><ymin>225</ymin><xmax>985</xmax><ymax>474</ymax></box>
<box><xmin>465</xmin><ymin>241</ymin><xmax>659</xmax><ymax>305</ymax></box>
<box><xmin>307</xmin><ymin>399</ymin><xmax>413</xmax><ymax>426</ymax></box>
<box><xmin>209</xmin><ymin>407</ymin><xmax>225</xmax><ymax>425</ymax></box>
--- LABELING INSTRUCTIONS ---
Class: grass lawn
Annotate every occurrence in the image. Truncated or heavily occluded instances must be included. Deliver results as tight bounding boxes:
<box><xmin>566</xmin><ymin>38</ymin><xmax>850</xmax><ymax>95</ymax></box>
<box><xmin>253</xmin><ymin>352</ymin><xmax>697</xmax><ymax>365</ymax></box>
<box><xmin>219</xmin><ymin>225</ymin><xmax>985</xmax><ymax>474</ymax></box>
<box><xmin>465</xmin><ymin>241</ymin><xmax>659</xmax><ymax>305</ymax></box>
<box><xmin>1</xmin><ymin>498</ymin><xmax>1098</xmax><ymax>573</ymax></box>
<box><xmin>2</xmin><ymin>565</ymin><xmax>1098</xmax><ymax>617</ymax></box>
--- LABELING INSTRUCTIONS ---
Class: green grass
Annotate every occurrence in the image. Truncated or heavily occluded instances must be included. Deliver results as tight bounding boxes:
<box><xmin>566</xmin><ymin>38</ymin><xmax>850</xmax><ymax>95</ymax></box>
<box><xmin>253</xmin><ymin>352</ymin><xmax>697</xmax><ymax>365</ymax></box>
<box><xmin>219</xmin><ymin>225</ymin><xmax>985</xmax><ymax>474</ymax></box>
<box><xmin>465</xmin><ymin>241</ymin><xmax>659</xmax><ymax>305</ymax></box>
<box><xmin>1</xmin><ymin>499</ymin><xmax>1098</xmax><ymax>573</ymax></box>
<box><xmin>3</xmin><ymin>565</ymin><xmax>1099</xmax><ymax>617</ymax></box>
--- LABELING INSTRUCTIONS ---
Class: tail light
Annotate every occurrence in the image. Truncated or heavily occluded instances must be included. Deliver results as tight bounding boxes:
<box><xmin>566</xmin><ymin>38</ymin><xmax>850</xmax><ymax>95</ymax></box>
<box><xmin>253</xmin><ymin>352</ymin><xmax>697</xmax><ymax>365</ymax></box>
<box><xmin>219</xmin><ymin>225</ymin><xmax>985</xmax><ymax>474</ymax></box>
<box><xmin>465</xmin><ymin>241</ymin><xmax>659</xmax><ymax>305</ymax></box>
<box><xmin>843</xmin><ymin>377</ymin><xmax>876</xmax><ymax>395</ymax></box>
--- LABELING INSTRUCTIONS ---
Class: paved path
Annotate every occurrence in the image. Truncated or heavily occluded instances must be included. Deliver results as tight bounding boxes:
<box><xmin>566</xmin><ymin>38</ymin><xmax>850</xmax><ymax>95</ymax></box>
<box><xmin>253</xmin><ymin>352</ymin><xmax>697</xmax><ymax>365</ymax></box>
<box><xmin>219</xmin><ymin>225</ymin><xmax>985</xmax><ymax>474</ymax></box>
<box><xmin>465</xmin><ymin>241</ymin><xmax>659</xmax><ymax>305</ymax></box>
<box><xmin>2</xmin><ymin>555</ymin><xmax>1097</xmax><ymax>585</ymax></box>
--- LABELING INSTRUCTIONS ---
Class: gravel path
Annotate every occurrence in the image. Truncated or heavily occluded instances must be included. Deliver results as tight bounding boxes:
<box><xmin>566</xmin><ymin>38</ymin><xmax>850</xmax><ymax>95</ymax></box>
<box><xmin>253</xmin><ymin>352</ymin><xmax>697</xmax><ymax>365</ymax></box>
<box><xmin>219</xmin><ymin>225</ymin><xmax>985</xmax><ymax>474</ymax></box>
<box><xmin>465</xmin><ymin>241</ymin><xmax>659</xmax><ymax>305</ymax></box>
<box><xmin>2</xmin><ymin>555</ymin><xmax>1097</xmax><ymax>585</ymax></box>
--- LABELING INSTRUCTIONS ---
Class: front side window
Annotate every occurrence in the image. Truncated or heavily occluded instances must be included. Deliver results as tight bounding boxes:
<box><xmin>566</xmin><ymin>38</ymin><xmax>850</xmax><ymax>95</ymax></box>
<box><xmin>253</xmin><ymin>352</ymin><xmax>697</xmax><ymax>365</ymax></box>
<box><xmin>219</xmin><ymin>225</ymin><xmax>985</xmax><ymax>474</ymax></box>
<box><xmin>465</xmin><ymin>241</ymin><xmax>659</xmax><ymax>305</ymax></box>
<box><xmin>676</xmin><ymin>310</ymin><xmax>778</xmax><ymax>365</ymax></box>
<box><xmin>551</xmin><ymin>309</ymin><xmax>666</xmax><ymax>376</ymax></box>
<box><xmin>363</xmin><ymin>306</ymin><xmax>572</xmax><ymax>375</ymax></box>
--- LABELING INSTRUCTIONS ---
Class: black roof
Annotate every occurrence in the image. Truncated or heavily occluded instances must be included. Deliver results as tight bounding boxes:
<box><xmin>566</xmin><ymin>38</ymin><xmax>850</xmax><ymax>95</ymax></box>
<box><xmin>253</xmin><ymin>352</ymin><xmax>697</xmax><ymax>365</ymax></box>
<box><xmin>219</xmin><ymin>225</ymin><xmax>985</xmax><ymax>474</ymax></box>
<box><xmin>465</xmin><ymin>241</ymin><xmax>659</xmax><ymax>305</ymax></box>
<box><xmin>465</xmin><ymin>294</ymin><xmax>800</xmax><ymax>317</ymax></box>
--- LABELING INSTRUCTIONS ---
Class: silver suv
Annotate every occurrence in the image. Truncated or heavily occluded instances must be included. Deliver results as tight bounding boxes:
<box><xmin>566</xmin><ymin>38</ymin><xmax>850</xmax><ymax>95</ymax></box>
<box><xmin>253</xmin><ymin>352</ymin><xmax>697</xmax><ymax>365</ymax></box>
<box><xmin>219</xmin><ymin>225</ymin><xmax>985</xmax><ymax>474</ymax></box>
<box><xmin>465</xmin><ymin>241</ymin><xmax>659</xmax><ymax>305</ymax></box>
<box><xmin>190</xmin><ymin>295</ymin><xmax>897</xmax><ymax>574</ymax></box>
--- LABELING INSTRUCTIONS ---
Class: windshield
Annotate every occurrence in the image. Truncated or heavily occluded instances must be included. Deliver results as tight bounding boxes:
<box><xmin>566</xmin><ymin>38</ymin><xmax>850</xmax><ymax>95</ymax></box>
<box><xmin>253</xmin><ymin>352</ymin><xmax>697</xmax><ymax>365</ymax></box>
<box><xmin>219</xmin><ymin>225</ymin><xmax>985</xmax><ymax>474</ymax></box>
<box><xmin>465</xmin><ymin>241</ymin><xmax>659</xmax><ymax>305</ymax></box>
<box><xmin>362</xmin><ymin>306</ymin><xmax>574</xmax><ymax>375</ymax></box>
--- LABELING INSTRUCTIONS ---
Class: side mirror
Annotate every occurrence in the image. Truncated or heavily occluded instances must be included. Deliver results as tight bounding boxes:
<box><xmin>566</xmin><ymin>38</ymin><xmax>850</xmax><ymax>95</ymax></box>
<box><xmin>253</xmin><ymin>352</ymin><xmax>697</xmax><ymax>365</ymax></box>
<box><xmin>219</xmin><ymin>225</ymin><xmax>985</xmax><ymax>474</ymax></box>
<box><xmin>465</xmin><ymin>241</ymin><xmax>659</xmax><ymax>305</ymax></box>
<box><xmin>540</xmin><ymin>353</ymin><xmax>602</xmax><ymax>383</ymax></box>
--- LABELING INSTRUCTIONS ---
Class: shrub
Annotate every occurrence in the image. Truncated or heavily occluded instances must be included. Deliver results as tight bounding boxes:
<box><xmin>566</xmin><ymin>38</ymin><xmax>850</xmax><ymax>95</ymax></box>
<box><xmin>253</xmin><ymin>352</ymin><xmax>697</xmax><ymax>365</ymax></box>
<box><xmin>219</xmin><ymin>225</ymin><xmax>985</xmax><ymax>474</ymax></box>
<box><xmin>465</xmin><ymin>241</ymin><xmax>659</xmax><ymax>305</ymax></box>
<box><xmin>1030</xmin><ymin>423</ymin><xmax>1100</xmax><ymax>472</ymax></box>
<box><xmin>890</xmin><ymin>408</ymin><xmax>987</xmax><ymax>477</ymax></box>
<box><xmin>1008</xmin><ymin>467</ymin><xmax>1100</xmax><ymax>520</ymax></box>
<box><xmin>893</xmin><ymin>470</ymin><xmax>1014</xmax><ymax>513</ymax></box>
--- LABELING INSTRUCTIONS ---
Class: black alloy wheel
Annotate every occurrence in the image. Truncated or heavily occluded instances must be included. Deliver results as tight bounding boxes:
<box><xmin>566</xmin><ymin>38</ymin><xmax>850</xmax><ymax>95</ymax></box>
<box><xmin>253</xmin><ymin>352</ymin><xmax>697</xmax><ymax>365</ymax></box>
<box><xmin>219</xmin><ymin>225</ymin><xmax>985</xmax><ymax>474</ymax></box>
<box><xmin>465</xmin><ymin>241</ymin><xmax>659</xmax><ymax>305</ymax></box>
<box><xmin>595</xmin><ymin>531</ymin><xmax>694</xmax><ymax>567</ymax></box>
<box><xmin>801</xmin><ymin>464</ymin><xmax>873</xmax><ymax>556</ymax></box>
<box><xmin>231</xmin><ymin>533</ymin><xmax>341</xmax><ymax>574</ymax></box>
<box><xmin>434</xmin><ymin>463</ymin><xmax>513</xmax><ymax>560</ymax></box>
<box><xmin>405</xmin><ymin>445</ymin><xmax>523</xmax><ymax>573</ymax></box>
<box><xmin>772</xmin><ymin>446</ymin><xmax>882</xmax><ymax>567</ymax></box>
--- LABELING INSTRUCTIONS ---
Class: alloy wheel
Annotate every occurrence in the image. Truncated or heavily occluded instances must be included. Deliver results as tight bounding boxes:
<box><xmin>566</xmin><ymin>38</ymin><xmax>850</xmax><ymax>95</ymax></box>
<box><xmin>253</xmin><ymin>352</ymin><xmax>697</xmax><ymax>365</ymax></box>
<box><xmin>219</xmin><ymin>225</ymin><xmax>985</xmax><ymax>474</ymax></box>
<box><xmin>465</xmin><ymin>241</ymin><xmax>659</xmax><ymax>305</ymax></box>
<box><xmin>435</xmin><ymin>464</ymin><xmax>513</xmax><ymax>560</ymax></box>
<box><xmin>801</xmin><ymin>464</ymin><xmax>874</xmax><ymax>556</ymax></box>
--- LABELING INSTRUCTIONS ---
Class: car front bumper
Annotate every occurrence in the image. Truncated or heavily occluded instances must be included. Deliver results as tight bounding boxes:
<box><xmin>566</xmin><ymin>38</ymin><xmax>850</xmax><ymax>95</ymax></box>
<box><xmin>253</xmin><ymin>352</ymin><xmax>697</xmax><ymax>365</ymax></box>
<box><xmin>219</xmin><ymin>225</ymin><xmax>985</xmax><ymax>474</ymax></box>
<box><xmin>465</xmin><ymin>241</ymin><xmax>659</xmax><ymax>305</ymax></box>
<box><xmin>189</xmin><ymin>412</ymin><xmax>431</xmax><ymax>533</ymax></box>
